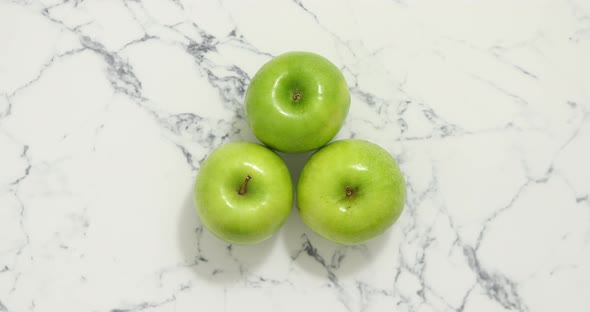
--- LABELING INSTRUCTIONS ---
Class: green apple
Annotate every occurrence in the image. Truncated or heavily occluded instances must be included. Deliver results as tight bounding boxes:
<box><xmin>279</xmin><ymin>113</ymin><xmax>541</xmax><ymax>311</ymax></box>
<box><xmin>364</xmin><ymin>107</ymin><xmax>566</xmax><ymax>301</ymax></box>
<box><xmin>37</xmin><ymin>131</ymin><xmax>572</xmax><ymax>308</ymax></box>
<box><xmin>296</xmin><ymin>139</ymin><xmax>406</xmax><ymax>245</ymax></box>
<box><xmin>245</xmin><ymin>51</ymin><xmax>350</xmax><ymax>153</ymax></box>
<box><xmin>194</xmin><ymin>142</ymin><xmax>293</xmax><ymax>244</ymax></box>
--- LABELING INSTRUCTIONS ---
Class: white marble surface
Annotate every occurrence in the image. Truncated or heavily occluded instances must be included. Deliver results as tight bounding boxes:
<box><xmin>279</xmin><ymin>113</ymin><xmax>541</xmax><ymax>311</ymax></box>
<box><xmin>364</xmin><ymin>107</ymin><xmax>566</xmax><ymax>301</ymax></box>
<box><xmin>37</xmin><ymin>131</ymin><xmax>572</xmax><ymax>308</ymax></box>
<box><xmin>1</xmin><ymin>0</ymin><xmax>590</xmax><ymax>311</ymax></box>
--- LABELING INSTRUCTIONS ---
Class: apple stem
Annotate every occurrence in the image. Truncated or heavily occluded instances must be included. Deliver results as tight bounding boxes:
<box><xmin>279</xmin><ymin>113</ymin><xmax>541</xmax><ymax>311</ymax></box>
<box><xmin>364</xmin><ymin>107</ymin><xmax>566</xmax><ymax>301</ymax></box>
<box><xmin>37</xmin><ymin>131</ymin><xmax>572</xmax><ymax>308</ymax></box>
<box><xmin>293</xmin><ymin>93</ymin><xmax>301</xmax><ymax>101</ymax></box>
<box><xmin>345</xmin><ymin>185</ymin><xmax>353</xmax><ymax>197</ymax></box>
<box><xmin>238</xmin><ymin>175</ymin><xmax>252</xmax><ymax>195</ymax></box>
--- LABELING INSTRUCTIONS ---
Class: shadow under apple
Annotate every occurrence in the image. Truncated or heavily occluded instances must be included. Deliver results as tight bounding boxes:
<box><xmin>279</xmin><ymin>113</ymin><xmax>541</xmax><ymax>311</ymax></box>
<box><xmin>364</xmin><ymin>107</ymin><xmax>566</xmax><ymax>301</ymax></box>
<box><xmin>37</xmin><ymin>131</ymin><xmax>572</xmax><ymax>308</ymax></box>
<box><xmin>280</xmin><ymin>207</ymin><xmax>391</xmax><ymax>280</ymax></box>
<box><xmin>177</xmin><ymin>188</ymin><xmax>277</xmax><ymax>285</ymax></box>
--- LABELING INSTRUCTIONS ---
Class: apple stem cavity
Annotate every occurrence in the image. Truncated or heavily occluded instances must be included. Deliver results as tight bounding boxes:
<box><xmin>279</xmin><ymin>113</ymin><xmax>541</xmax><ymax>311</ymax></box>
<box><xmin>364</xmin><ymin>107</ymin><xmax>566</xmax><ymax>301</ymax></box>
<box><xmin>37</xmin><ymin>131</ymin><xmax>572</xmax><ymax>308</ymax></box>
<box><xmin>345</xmin><ymin>185</ymin><xmax>353</xmax><ymax>197</ymax></box>
<box><xmin>293</xmin><ymin>93</ymin><xmax>301</xmax><ymax>101</ymax></box>
<box><xmin>238</xmin><ymin>175</ymin><xmax>252</xmax><ymax>195</ymax></box>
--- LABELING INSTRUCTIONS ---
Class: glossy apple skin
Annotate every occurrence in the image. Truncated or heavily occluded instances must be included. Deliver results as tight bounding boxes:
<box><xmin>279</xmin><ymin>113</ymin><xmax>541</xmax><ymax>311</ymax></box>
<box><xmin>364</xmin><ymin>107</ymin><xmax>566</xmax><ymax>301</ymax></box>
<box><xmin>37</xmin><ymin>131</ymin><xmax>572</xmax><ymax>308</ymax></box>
<box><xmin>194</xmin><ymin>142</ymin><xmax>293</xmax><ymax>244</ymax></box>
<box><xmin>296</xmin><ymin>139</ymin><xmax>406</xmax><ymax>245</ymax></box>
<box><xmin>245</xmin><ymin>51</ymin><xmax>350</xmax><ymax>153</ymax></box>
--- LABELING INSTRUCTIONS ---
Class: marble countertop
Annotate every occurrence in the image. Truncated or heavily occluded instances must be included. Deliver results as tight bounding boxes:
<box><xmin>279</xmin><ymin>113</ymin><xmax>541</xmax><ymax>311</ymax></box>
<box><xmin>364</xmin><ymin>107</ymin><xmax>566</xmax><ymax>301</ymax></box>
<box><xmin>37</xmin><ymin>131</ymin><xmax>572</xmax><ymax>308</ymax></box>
<box><xmin>1</xmin><ymin>0</ymin><xmax>590</xmax><ymax>311</ymax></box>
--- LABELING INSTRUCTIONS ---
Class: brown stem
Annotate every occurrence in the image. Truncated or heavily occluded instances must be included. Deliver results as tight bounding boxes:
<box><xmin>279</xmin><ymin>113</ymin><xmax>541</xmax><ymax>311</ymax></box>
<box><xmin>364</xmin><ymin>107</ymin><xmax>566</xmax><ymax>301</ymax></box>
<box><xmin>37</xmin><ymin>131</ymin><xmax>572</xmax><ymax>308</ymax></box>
<box><xmin>293</xmin><ymin>93</ymin><xmax>301</xmax><ymax>101</ymax></box>
<box><xmin>238</xmin><ymin>175</ymin><xmax>252</xmax><ymax>195</ymax></box>
<box><xmin>345</xmin><ymin>185</ymin><xmax>353</xmax><ymax>197</ymax></box>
